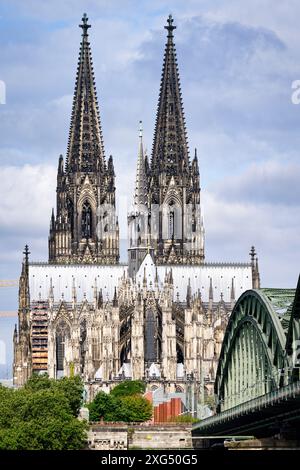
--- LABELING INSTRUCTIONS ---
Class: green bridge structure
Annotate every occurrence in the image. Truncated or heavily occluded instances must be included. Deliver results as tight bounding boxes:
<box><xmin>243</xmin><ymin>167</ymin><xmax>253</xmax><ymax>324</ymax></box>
<box><xmin>193</xmin><ymin>276</ymin><xmax>300</xmax><ymax>441</ymax></box>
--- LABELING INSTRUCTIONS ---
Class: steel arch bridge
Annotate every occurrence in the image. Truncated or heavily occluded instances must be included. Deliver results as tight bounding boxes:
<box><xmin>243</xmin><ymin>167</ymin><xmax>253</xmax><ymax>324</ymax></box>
<box><xmin>215</xmin><ymin>289</ymin><xmax>293</xmax><ymax>412</ymax></box>
<box><xmin>193</xmin><ymin>276</ymin><xmax>300</xmax><ymax>439</ymax></box>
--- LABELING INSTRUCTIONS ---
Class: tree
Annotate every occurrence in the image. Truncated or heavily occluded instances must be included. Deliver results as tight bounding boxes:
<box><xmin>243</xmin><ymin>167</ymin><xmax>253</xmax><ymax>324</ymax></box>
<box><xmin>120</xmin><ymin>395</ymin><xmax>152</xmax><ymax>422</ymax></box>
<box><xmin>55</xmin><ymin>375</ymin><xmax>84</xmax><ymax>417</ymax></box>
<box><xmin>0</xmin><ymin>387</ymin><xmax>87</xmax><ymax>450</ymax></box>
<box><xmin>88</xmin><ymin>391</ymin><xmax>116</xmax><ymax>421</ymax></box>
<box><xmin>25</xmin><ymin>373</ymin><xmax>84</xmax><ymax>416</ymax></box>
<box><xmin>110</xmin><ymin>380</ymin><xmax>146</xmax><ymax>398</ymax></box>
<box><xmin>88</xmin><ymin>387</ymin><xmax>152</xmax><ymax>423</ymax></box>
<box><xmin>88</xmin><ymin>391</ymin><xmax>128</xmax><ymax>422</ymax></box>
<box><xmin>25</xmin><ymin>373</ymin><xmax>53</xmax><ymax>391</ymax></box>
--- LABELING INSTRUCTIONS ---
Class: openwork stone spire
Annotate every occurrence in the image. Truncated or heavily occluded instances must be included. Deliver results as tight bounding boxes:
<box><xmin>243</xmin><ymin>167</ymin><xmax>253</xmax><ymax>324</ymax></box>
<box><xmin>139</xmin><ymin>15</ymin><xmax>205</xmax><ymax>266</ymax></box>
<box><xmin>128</xmin><ymin>122</ymin><xmax>151</xmax><ymax>277</ymax></box>
<box><xmin>151</xmin><ymin>14</ymin><xmax>189</xmax><ymax>178</ymax></box>
<box><xmin>134</xmin><ymin>121</ymin><xmax>148</xmax><ymax>207</ymax></box>
<box><xmin>67</xmin><ymin>13</ymin><xmax>106</xmax><ymax>173</ymax></box>
<box><xmin>49</xmin><ymin>14</ymin><xmax>119</xmax><ymax>265</ymax></box>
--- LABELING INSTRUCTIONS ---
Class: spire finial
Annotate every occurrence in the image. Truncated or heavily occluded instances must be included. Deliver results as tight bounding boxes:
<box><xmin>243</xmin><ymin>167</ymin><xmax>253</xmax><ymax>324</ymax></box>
<box><xmin>113</xmin><ymin>286</ymin><xmax>118</xmax><ymax>307</ymax></box>
<box><xmin>164</xmin><ymin>14</ymin><xmax>176</xmax><ymax>38</ymax></box>
<box><xmin>79</xmin><ymin>13</ymin><xmax>91</xmax><ymax>36</ymax></box>
<box><xmin>250</xmin><ymin>246</ymin><xmax>256</xmax><ymax>264</ymax></box>
<box><xmin>23</xmin><ymin>245</ymin><xmax>30</xmax><ymax>269</ymax></box>
<box><xmin>139</xmin><ymin>120</ymin><xmax>143</xmax><ymax>140</ymax></box>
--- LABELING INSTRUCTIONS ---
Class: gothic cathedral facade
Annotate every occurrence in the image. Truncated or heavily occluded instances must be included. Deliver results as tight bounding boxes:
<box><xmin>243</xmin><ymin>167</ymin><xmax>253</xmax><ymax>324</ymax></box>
<box><xmin>13</xmin><ymin>15</ymin><xmax>260</xmax><ymax>399</ymax></box>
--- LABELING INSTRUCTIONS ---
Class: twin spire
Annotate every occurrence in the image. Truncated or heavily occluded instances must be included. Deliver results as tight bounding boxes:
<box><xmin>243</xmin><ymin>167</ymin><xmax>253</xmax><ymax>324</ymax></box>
<box><xmin>69</xmin><ymin>12</ymin><xmax>187</xmax><ymax>181</ymax></box>
<box><xmin>67</xmin><ymin>13</ymin><xmax>105</xmax><ymax>173</ymax></box>
<box><xmin>133</xmin><ymin>13</ymin><xmax>189</xmax><ymax>205</ymax></box>
<box><xmin>53</xmin><ymin>13</ymin><xmax>204</xmax><ymax>266</ymax></box>
<box><xmin>151</xmin><ymin>14</ymin><xmax>189</xmax><ymax>177</ymax></box>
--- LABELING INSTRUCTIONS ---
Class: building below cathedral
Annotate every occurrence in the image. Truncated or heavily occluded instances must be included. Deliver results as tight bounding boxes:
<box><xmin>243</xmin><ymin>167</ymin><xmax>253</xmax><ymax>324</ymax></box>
<box><xmin>13</xmin><ymin>14</ymin><xmax>260</xmax><ymax>400</ymax></box>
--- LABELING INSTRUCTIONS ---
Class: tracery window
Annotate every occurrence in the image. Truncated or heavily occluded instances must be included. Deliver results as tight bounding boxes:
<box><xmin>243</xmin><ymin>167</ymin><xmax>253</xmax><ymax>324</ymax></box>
<box><xmin>56</xmin><ymin>320</ymin><xmax>70</xmax><ymax>372</ymax></box>
<box><xmin>145</xmin><ymin>309</ymin><xmax>157</xmax><ymax>364</ymax></box>
<box><xmin>81</xmin><ymin>201</ymin><xmax>92</xmax><ymax>238</ymax></box>
<box><xmin>80</xmin><ymin>319</ymin><xmax>87</xmax><ymax>374</ymax></box>
<box><xmin>169</xmin><ymin>201</ymin><xmax>175</xmax><ymax>239</ymax></box>
<box><xmin>67</xmin><ymin>198</ymin><xmax>74</xmax><ymax>235</ymax></box>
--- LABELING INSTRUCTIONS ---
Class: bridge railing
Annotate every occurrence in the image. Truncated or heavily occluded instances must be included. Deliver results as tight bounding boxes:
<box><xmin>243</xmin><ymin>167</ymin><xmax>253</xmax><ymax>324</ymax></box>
<box><xmin>193</xmin><ymin>380</ymin><xmax>300</xmax><ymax>430</ymax></box>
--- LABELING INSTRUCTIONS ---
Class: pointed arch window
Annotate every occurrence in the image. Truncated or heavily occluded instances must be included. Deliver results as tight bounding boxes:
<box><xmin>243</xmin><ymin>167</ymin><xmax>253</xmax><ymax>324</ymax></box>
<box><xmin>169</xmin><ymin>210</ymin><xmax>175</xmax><ymax>239</ymax></box>
<box><xmin>56</xmin><ymin>320</ymin><xmax>70</xmax><ymax>374</ymax></box>
<box><xmin>81</xmin><ymin>201</ymin><xmax>92</xmax><ymax>238</ymax></box>
<box><xmin>80</xmin><ymin>319</ymin><xmax>87</xmax><ymax>374</ymax></box>
<box><xmin>145</xmin><ymin>308</ymin><xmax>157</xmax><ymax>364</ymax></box>
<box><xmin>67</xmin><ymin>198</ymin><xmax>74</xmax><ymax>235</ymax></box>
<box><xmin>169</xmin><ymin>201</ymin><xmax>175</xmax><ymax>239</ymax></box>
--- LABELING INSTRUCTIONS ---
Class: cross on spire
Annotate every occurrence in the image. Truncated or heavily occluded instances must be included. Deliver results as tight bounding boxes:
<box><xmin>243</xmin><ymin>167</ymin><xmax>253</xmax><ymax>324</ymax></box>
<box><xmin>79</xmin><ymin>13</ymin><xmax>91</xmax><ymax>36</ymax></box>
<box><xmin>139</xmin><ymin>120</ymin><xmax>143</xmax><ymax>140</ymax></box>
<box><xmin>250</xmin><ymin>246</ymin><xmax>256</xmax><ymax>264</ymax></box>
<box><xmin>22</xmin><ymin>244</ymin><xmax>30</xmax><ymax>275</ymax></box>
<box><xmin>164</xmin><ymin>14</ymin><xmax>176</xmax><ymax>38</ymax></box>
<box><xmin>23</xmin><ymin>244</ymin><xmax>30</xmax><ymax>261</ymax></box>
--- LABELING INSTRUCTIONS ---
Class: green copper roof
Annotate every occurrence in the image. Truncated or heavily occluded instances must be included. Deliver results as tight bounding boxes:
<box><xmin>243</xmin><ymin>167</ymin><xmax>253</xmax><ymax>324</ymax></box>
<box><xmin>259</xmin><ymin>288</ymin><xmax>296</xmax><ymax>332</ymax></box>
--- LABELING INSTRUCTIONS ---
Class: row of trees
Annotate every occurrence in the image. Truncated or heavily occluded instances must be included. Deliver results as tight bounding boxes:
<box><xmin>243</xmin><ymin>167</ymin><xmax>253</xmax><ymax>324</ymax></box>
<box><xmin>0</xmin><ymin>375</ymin><xmax>87</xmax><ymax>450</ymax></box>
<box><xmin>88</xmin><ymin>380</ymin><xmax>153</xmax><ymax>422</ymax></box>
<box><xmin>0</xmin><ymin>376</ymin><xmax>153</xmax><ymax>449</ymax></box>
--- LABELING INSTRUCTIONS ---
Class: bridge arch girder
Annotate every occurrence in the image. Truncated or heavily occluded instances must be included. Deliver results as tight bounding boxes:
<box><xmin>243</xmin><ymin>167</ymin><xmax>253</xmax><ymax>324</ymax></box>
<box><xmin>215</xmin><ymin>289</ymin><xmax>289</xmax><ymax>412</ymax></box>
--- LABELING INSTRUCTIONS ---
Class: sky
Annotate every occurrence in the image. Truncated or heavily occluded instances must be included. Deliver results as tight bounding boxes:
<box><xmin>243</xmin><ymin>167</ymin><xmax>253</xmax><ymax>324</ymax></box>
<box><xmin>0</xmin><ymin>0</ymin><xmax>300</xmax><ymax>376</ymax></box>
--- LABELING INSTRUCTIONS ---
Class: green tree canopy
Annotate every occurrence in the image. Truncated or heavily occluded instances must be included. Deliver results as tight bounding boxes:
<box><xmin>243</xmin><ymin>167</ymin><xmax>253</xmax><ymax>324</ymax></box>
<box><xmin>0</xmin><ymin>385</ymin><xmax>87</xmax><ymax>450</ymax></box>
<box><xmin>88</xmin><ymin>383</ymin><xmax>152</xmax><ymax>423</ymax></box>
<box><xmin>25</xmin><ymin>373</ymin><xmax>84</xmax><ymax>416</ymax></box>
<box><xmin>55</xmin><ymin>375</ymin><xmax>84</xmax><ymax>417</ymax></box>
<box><xmin>110</xmin><ymin>380</ymin><xmax>146</xmax><ymax>398</ymax></box>
<box><xmin>88</xmin><ymin>391</ymin><xmax>127</xmax><ymax>422</ymax></box>
<box><xmin>120</xmin><ymin>395</ymin><xmax>152</xmax><ymax>422</ymax></box>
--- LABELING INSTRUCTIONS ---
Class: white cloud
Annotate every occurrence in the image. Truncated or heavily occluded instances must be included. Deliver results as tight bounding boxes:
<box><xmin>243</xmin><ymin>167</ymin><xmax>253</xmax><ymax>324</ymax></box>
<box><xmin>0</xmin><ymin>2</ymin><xmax>300</xmax><ymax>292</ymax></box>
<box><xmin>0</xmin><ymin>164</ymin><xmax>56</xmax><ymax>234</ymax></box>
<box><xmin>203</xmin><ymin>190</ymin><xmax>300</xmax><ymax>287</ymax></box>
<box><xmin>215</xmin><ymin>160</ymin><xmax>300</xmax><ymax>205</ymax></box>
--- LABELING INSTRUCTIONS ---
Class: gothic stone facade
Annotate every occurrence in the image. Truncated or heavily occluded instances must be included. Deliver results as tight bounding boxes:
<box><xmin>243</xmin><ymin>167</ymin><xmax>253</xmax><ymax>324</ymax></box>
<box><xmin>13</xmin><ymin>15</ymin><xmax>260</xmax><ymax>399</ymax></box>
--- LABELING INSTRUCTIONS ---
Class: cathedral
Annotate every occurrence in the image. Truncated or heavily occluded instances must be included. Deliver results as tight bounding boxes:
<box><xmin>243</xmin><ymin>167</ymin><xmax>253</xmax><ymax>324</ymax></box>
<box><xmin>13</xmin><ymin>14</ymin><xmax>260</xmax><ymax>399</ymax></box>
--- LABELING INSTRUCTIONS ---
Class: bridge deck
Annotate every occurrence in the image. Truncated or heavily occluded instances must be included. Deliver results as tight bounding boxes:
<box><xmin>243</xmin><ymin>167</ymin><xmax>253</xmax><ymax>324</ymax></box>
<box><xmin>193</xmin><ymin>381</ymin><xmax>300</xmax><ymax>437</ymax></box>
